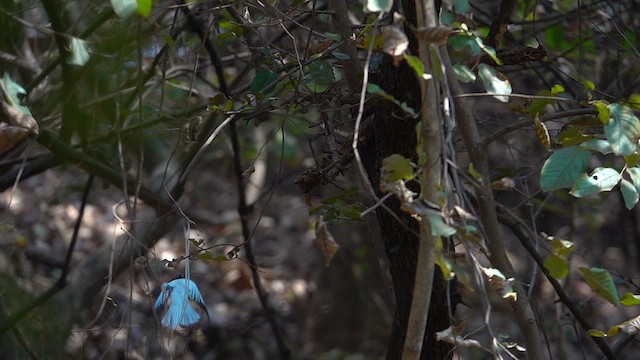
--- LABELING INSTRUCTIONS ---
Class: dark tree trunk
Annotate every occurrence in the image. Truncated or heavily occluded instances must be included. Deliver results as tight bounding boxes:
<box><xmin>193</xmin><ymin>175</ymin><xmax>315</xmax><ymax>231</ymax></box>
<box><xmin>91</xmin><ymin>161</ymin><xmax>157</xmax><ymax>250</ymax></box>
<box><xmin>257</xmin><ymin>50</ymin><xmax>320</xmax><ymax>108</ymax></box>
<box><xmin>362</xmin><ymin>1</ymin><xmax>452</xmax><ymax>358</ymax></box>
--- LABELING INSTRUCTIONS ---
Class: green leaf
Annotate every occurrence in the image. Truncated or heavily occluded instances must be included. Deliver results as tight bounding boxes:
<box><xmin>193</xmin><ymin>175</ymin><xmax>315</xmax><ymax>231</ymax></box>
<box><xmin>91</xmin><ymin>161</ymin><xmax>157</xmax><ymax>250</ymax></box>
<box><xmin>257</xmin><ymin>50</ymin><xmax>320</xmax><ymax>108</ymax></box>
<box><xmin>579</xmin><ymin>267</ymin><xmax>620</xmax><ymax>306</ymax></box>
<box><xmin>197</xmin><ymin>252</ymin><xmax>214</xmax><ymax>260</ymax></box>
<box><xmin>579</xmin><ymin>139</ymin><xmax>612</xmax><ymax>154</ymax></box>
<box><xmin>543</xmin><ymin>253</ymin><xmax>569</xmax><ymax>279</ymax></box>
<box><xmin>620</xmin><ymin>179</ymin><xmax>639</xmax><ymax>209</ymax></box>
<box><xmin>477</xmin><ymin>64</ymin><xmax>511</xmax><ymax>102</ymax></box>
<box><xmin>136</xmin><ymin>0</ymin><xmax>153</xmax><ymax>17</ymax></box>
<box><xmin>604</xmin><ymin>103</ymin><xmax>640</xmax><ymax>156</ymax></box>
<box><xmin>550</xmin><ymin>84</ymin><xmax>565</xmax><ymax>94</ymax></box>
<box><xmin>68</xmin><ymin>37</ymin><xmax>90</xmax><ymax>66</ymax></box>
<box><xmin>450</xmin><ymin>34</ymin><xmax>482</xmax><ymax>55</ymax></box>
<box><xmin>0</xmin><ymin>73</ymin><xmax>30</xmax><ymax>115</ymax></box>
<box><xmin>404</xmin><ymin>54</ymin><xmax>425</xmax><ymax>80</ymax></box>
<box><xmin>549</xmin><ymin>237</ymin><xmax>574</xmax><ymax>257</ymax></box>
<box><xmin>250</xmin><ymin>69</ymin><xmax>277</xmax><ymax>93</ymax></box>
<box><xmin>594</xmin><ymin>100</ymin><xmax>610</xmax><ymax>124</ymax></box>
<box><xmin>364</xmin><ymin>0</ymin><xmax>392</xmax><ymax>12</ymax></box>
<box><xmin>627</xmin><ymin>167</ymin><xmax>640</xmax><ymax>190</ymax></box>
<box><xmin>428</xmin><ymin>212</ymin><xmax>456</xmax><ymax>236</ymax></box>
<box><xmin>305</xmin><ymin>60</ymin><xmax>335</xmax><ymax>93</ymax></box>
<box><xmin>620</xmin><ymin>292</ymin><xmax>640</xmax><ymax>306</ymax></box>
<box><xmin>381</xmin><ymin>154</ymin><xmax>414</xmax><ymax>182</ymax></box>
<box><xmin>111</xmin><ymin>0</ymin><xmax>137</xmax><ymax>18</ymax></box>
<box><xmin>587</xmin><ymin>329</ymin><xmax>608</xmax><ymax>337</ymax></box>
<box><xmin>452</xmin><ymin>63</ymin><xmax>476</xmax><ymax>83</ymax></box>
<box><xmin>540</xmin><ymin>146</ymin><xmax>591</xmax><ymax>192</ymax></box>
<box><xmin>570</xmin><ymin>167</ymin><xmax>621</xmax><ymax>197</ymax></box>
<box><xmin>367</xmin><ymin>83</ymin><xmax>417</xmax><ymax>117</ymax></box>
<box><xmin>583</xmin><ymin>79</ymin><xmax>596</xmax><ymax>91</ymax></box>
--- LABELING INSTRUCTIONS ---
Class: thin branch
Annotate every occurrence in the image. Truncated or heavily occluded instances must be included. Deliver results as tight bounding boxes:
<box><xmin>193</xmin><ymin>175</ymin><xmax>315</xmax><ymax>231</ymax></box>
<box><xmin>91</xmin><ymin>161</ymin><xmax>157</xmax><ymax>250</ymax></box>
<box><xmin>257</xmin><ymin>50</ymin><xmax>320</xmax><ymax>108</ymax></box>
<box><xmin>497</xmin><ymin>208</ymin><xmax>619</xmax><ymax>360</ymax></box>
<box><xmin>228</xmin><ymin>117</ymin><xmax>291</xmax><ymax>359</ymax></box>
<box><xmin>442</xmin><ymin>48</ymin><xmax>545</xmax><ymax>358</ymax></box>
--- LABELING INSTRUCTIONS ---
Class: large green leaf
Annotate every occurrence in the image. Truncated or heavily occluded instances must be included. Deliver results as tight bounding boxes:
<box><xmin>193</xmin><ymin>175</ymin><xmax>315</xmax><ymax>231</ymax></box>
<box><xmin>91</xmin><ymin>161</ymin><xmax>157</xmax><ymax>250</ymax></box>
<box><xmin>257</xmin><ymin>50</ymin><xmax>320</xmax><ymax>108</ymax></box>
<box><xmin>604</xmin><ymin>103</ymin><xmax>640</xmax><ymax>156</ymax></box>
<box><xmin>579</xmin><ymin>267</ymin><xmax>620</xmax><ymax>306</ymax></box>
<box><xmin>477</xmin><ymin>64</ymin><xmax>511</xmax><ymax>103</ymax></box>
<box><xmin>540</xmin><ymin>146</ymin><xmax>591</xmax><ymax>192</ymax></box>
<box><xmin>570</xmin><ymin>167</ymin><xmax>621</xmax><ymax>197</ymax></box>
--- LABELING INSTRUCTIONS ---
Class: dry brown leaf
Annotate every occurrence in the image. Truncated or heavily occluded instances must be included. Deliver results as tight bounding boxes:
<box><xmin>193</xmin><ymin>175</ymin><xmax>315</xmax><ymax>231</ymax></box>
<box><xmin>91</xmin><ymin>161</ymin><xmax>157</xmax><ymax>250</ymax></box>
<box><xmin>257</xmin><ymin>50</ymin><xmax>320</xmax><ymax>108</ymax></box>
<box><xmin>435</xmin><ymin>325</ymin><xmax>482</xmax><ymax>349</ymax></box>
<box><xmin>0</xmin><ymin>124</ymin><xmax>29</xmax><ymax>154</ymax></box>
<box><xmin>414</xmin><ymin>26</ymin><xmax>455</xmax><ymax>46</ymax></box>
<box><xmin>534</xmin><ymin>114</ymin><xmax>551</xmax><ymax>151</ymax></box>
<box><xmin>315</xmin><ymin>216</ymin><xmax>340</xmax><ymax>266</ymax></box>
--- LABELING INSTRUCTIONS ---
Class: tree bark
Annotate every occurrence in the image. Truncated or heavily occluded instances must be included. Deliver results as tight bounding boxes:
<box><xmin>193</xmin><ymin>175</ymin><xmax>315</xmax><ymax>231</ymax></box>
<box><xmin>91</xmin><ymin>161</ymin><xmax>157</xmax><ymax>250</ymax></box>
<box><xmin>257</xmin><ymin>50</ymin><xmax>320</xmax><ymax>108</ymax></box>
<box><xmin>362</xmin><ymin>2</ymin><xmax>452</xmax><ymax>357</ymax></box>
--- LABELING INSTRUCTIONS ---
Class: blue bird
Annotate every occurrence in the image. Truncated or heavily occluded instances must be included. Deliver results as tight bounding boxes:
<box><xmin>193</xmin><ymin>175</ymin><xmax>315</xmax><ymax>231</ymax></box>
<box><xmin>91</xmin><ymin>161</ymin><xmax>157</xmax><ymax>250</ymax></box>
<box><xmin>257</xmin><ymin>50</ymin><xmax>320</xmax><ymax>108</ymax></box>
<box><xmin>154</xmin><ymin>278</ymin><xmax>208</xmax><ymax>329</ymax></box>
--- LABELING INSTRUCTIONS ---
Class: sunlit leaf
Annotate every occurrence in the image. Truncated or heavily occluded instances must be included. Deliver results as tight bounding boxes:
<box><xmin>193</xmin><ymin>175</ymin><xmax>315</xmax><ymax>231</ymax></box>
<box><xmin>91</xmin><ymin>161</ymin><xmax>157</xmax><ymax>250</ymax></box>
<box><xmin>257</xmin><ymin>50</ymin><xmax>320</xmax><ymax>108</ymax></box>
<box><xmin>587</xmin><ymin>329</ymin><xmax>608</xmax><ymax>337</ymax></box>
<box><xmin>477</xmin><ymin>64</ymin><xmax>511</xmax><ymax>102</ymax></box>
<box><xmin>550</xmin><ymin>84</ymin><xmax>565</xmax><ymax>94</ymax></box>
<box><xmin>364</xmin><ymin>0</ymin><xmax>392</xmax><ymax>12</ymax></box>
<box><xmin>620</xmin><ymin>292</ymin><xmax>640</xmax><ymax>306</ymax></box>
<box><xmin>604</xmin><ymin>103</ymin><xmax>640</xmax><ymax>156</ymax></box>
<box><xmin>381</xmin><ymin>154</ymin><xmax>414</xmax><ymax>182</ymax></box>
<box><xmin>427</xmin><ymin>212</ymin><xmax>456</xmax><ymax>237</ymax></box>
<box><xmin>111</xmin><ymin>0</ymin><xmax>138</xmax><ymax>18</ymax></box>
<box><xmin>620</xmin><ymin>179</ymin><xmax>639</xmax><ymax>209</ymax></box>
<box><xmin>583</xmin><ymin>79</ymin><xmax>595</xmax><ymax>91</ymax></box>
<box><xmin>549</xmin><ymin>237</ymin><xmax>574</xmax><ymax>257</ymax></box>
<box><xmin>627</xmin><ymin>167</ymin><xmax>640</xmax><ymax>190</ymax></box>
<box><xmin>609</xmin><ymin>315</ymin><xmax>640</xmax><ymax>336</ymax></box>
<box><xmin>405</xmin><ymin>54</ymin><xmax>429</xmax><ymax>80</ymax></box>
<box><xmin>594</xmin><ymin>100</ymin><xmax>610</xmax><ymax>124</ymax></box>
<box><xmin>540</xmin><ymin>146</ymin><xmax>591</xmax><ymax>192</ymax></box>
<box><xmin>579</xmin><ymin>139</ymin><xmax>612</xmax><ymax>154</ymax></box>
<box><xmin>579</xmin><ymin>267</ymin><xmax>620</xmax><ymax>306</ymax></box>
<box><xmin>452</xmin><ymin>63</ymin><xmax>475</xmax><ymax>83</ymax></box>
<box><xmin>482</xmin><ymin>267</ymin><xmax>517</xmax><ymax>301</ymax></box>
<box><xmin>68</xmin><ymin>37</ymin><xmax>90</xmax><ymax>66</ymax></box>
<box><xmin>570</xmin><ymin>167</ymin><xmax>621</xmax><ymax>197</ymax></box>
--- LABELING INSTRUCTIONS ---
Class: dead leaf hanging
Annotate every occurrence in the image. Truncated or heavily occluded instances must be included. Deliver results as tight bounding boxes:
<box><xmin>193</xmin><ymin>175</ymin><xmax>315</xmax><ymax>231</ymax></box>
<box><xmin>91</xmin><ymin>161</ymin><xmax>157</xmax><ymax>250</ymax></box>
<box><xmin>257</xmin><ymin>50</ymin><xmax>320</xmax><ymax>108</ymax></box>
<box><xmin>315</xmin><ymin>216</ymin><xmax>340</xmax><ymax>266</ymax></box>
